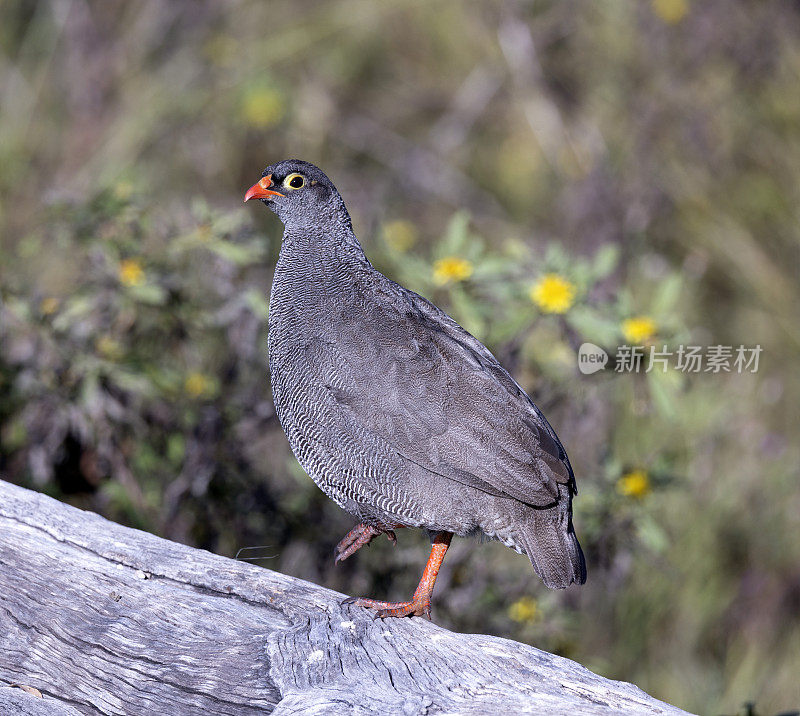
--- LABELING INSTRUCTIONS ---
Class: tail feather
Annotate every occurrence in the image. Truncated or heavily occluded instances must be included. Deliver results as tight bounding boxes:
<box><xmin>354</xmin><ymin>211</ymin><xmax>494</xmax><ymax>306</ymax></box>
<box><xmin>518</xmin><ymin>496</ymin><xmax>587</xmax><ymax>589</ymax></box>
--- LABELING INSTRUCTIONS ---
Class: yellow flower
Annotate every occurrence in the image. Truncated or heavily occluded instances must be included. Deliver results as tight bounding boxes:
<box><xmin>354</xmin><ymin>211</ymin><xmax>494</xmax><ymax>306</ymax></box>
<box><xmin>651</xmin><ymin>0</ymin><xmax>689</xmax><ymax>24</ymax></box>
<box><xmin>382</xmin><ymin>220</ymin><xmax>418</xmax><ymax>253</ymax></box>
<box><xmin>508</xmin><ymin>596</ymin><xmax>540</xmax><ymax>624</ymax></box>
<box><xmin>118</xmin><ymin>259</ymin><xmax>145</xmax><ymax>287</ymax></box>
<box><xmin>95</xmin><ymin>335</ymin><xmax>123</xmax><ymax>361</ymax></box>
<box><xmin>529</xmin><ymin>273</ymin><xmax>576</xmax><ymax>314</ymax></box>
<box><xmin>185</xmin><ymin>372</ymin><xmax>213</xmax><ymax>398</ymax></box>
<box><xmin>196</xmin><ymin>223</ymin><xmax>212</xmax><ymax>242</ymax></box>
<box><xmin>433</xmin><ymin>256</ymin><xmax>474</xmax><ymax>285</ymax></box>
<box><xmin>241</xmin><ymin>87</ymin><xmax>286</xmax><ymax>129</ymax></box>
<box><xmin>617</xmin><ymin>469</ymin><xmax>651</xmax><ymax>499</ymax></box>
<box><xmin>40</xmin><ymin>297</ymin><xmax>60</xmax><ymax>315</ymax></box>
<box><xmin>622</xmin><ymin>316</ymin><xmax>657</xmax><ymax>344</ymax></box>
<box><xmin>113</xmin><ymin>181</ymin><xmax>133</xmax><ymax>200</ymax></box>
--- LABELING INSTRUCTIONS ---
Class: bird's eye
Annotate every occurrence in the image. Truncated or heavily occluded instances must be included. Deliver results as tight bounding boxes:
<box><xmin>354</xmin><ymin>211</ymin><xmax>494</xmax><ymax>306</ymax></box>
<box><xmin>283</xmin><ymin>173</ymin><xmax>306</xmax><ymax>190</ymax></box>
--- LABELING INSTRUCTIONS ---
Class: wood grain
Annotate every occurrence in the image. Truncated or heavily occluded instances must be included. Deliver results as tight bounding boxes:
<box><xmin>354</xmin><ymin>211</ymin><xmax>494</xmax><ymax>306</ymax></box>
<box><xmin>0</xmin><ymin>479</ymin><xmax>693</xmax><ymax>715</ymax></box>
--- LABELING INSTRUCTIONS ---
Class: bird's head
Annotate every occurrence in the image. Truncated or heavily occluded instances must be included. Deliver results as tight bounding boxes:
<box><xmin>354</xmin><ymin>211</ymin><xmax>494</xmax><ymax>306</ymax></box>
<box><xmin>244</xmin><ymin>159</ymin><xmax>345</xmax><ymax>229</ymax></box>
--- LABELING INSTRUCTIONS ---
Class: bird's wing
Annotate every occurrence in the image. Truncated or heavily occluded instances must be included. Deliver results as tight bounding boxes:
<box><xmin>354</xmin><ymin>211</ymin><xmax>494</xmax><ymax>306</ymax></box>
<box><xmin>310</xmin><ymin>281</ymin><xmax>575</xmax><ymax>508</ymax></box>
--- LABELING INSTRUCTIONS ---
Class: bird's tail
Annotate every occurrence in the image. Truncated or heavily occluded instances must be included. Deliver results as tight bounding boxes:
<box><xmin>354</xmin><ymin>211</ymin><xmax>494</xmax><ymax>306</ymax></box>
<box><xmin>517</xmin><ymin>492</ymin><xmax>587</xmax><ymax>589</ymax></box>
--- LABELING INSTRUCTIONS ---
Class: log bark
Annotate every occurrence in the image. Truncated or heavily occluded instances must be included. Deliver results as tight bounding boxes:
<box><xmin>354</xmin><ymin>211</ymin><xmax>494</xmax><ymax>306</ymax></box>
<box><xmin>0</xmin><ymin>479</ymin><xmax>693</xmax><ymax>715</ymax></box>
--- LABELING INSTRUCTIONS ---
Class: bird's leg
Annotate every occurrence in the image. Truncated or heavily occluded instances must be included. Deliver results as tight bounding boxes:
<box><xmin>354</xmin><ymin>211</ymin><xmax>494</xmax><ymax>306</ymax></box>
<box><xmin>334</xmin><ymin>523</ymin><xmax>398</xmax><ymax>564</ymax></box>
<box><xmin>343</xmin><ymin>531</ymin><xmax>453</xmax><ymax>619</ymax></box>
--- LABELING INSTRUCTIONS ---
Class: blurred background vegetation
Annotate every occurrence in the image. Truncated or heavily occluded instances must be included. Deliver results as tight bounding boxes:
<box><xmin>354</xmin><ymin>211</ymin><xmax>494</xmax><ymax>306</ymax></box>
<box><xmin>1</xmin><ymin>1</ymin><xmax>799</xmax><ymax>713</ymax></box>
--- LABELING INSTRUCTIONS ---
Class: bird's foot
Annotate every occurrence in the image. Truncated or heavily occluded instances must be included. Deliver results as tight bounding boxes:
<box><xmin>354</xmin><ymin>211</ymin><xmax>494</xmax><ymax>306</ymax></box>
<box><xmin>340</xmin><ymin>531</ymin><xmax>451</xmax><ymax>620</ymax></box>
<box><xmin>342</xmin><ymin>595</ymin><xmax>431</xmax><ymax>619</ymax></box>
<box><xmin>334</xmin><ymin>523</ymin><xmax>397</xmax><ymax>564</ymax></box>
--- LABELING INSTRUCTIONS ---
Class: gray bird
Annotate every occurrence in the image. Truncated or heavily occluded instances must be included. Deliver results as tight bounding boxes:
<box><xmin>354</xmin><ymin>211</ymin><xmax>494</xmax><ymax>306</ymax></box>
<box><xmin>244</xmin><ymin>160</ymin><xmax>586</xmax><ymax>618</ymax></box>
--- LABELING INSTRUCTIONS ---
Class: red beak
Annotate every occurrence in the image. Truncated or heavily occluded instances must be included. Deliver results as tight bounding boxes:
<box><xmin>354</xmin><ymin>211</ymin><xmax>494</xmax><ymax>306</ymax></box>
<box><xmin>244</xmin><ymin>174</ymin><xmax>284</xmax><ymax>202</ymax></box>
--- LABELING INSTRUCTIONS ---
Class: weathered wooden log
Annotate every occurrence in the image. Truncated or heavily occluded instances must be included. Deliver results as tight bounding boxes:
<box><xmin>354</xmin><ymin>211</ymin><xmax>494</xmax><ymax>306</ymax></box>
<box><xmin>0</xmin><ymin>479</ymin><xmax>692</xmax><ymax>715</ymax></box>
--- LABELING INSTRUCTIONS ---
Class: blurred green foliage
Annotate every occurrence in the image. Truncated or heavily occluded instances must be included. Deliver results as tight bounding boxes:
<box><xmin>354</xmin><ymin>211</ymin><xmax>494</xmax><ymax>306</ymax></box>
<box><xmin>1</xmin><ymin>2</ymin><xmax>799</xmax><ymax>714</ymax></box>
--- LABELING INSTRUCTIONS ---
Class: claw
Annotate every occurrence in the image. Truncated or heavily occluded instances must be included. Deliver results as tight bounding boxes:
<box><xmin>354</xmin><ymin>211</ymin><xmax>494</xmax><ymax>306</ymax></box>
<box><xmin>346</xmin><ymin>596</ymin><xmax>431</xmax><ymax>619</ymax></box>
<box><xmin>334</xmin><ymin>523</ymin><xmax>398</xmax><ymax>564</ymax></box>
<box><xmin>340</xmin><ymin>531</ymin><xmax>453</xmax><ymax>620</ymax></box>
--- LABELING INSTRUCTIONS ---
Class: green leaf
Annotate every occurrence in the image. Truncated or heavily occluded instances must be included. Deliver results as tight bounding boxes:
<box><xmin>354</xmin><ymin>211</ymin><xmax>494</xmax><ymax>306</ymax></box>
<box><xmin>647</xmin><ymin>368</ymin><xmax>681</xmax><ymax>420</ymax></box>
<box><xmin>167</xmin><ymin>433</ymin><xmax>186</xmax><ymax>465</ymax></box>
<box><xmin>440</xmin><ymin>211</ymin><xmax>471</xmax><ymax>254</ymax></box>
<box><xmin>544</xmin><ymin>243</ymin><xmax>569</xmax><ymax>270</ymax></box>
<box><xmin>52</xmin><ymin>296</ymin><xmax>95</xmax><ymax>331</ymax></box>
<box><xmin>470</xmin><ymin>256</ymin><xmax>511</xmax><ymax>279</ymax></box>
<box><xmin>2</xmin><ymin>419</ymin><xmax>28</xmax><ymax>451</ymax></box>
<box><xmin>243</xmin><ymin>288</ymin><xmax>270</xmax><ymax>319</ymax></box>
<box><xmin>113</xmin><ymin>369</ymin><xmax>157</xmax><ymax>397</ymax></box>
<box><xmin>637</xmin><ymin>514</ymin><xmax>669</xmax><ymax>553</ymax></box>
<box><xmin>567</xmin><ymin>306</ymin><xmax>620</xmax><ymax>346</ymax></box>
<box><xmin>129</xmin><ymin>283</ymin><xmax>167</xmax><ymax>305</ymax></box>
<box><xmin>593</xmin><ymin>245</ymin><xmax>620</xmax><ymax>279</ymax></box>
<box><xmin>651</xmin><ymin>273</ymin><xmax>683</xmax><ymax>316</ymax></box>
<box><xmin>488</xmin><ymin>307</ymin><xmax>532</xmax><ymax>345</ymax></box>
<box><xmin>206</xmin><ymin>239</ymin><xmax>263</xmax><ymax>265</ymax></box>
<box><xmin>448</xmin><ymin>285</ymin><xmax>485</xmax><ymax>339</ymax></box>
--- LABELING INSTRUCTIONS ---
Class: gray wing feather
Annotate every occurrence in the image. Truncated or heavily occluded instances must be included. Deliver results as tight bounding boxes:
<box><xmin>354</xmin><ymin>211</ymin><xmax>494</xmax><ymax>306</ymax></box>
<box><xmin>314</xmin><ymin>280</ymin><xmax>574</xmax><ymax>509</ymax></box>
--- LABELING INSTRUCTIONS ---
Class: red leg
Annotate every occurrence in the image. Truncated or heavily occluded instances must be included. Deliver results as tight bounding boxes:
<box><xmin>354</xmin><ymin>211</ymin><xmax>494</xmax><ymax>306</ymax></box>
<box><xmin>344</xmin><ymin>531</ymin><xmax>453</xmax><ymax>619</ymax></box>
<box><xmin>334</xmin><ymin>523</ymin><xmax>397</xmax><ymax>564</ymax></box>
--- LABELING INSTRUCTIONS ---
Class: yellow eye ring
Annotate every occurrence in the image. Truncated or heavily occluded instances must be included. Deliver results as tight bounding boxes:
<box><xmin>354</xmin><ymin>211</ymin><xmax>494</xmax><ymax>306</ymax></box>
<box><xmin>283</xmin><ymin>173</ymin><xmax>306</xmax><ymax>190</ymax></box>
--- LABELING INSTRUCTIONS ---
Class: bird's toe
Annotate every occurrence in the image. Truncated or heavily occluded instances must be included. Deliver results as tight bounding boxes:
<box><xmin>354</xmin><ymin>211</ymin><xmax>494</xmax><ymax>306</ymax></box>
<box><xmin>344</xmin><ymin>596</ymin><xmax>430</xmax><ymax>619</ymax></box>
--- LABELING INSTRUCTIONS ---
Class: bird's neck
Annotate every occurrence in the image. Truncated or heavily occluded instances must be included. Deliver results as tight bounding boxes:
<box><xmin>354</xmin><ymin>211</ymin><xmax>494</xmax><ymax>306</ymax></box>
<box><xmin>274</xmin><ymin>216</ymin><xmax>371</xmax><ymax>294</ymax></box>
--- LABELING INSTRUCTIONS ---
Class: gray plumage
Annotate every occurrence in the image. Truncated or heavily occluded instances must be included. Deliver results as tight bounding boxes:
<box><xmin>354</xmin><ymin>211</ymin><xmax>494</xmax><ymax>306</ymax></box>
<box><xmin>255</xmin><ymin>159</ymin><xmax>586</xmax><ymax>589</ymax></box>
